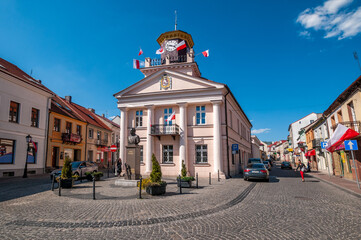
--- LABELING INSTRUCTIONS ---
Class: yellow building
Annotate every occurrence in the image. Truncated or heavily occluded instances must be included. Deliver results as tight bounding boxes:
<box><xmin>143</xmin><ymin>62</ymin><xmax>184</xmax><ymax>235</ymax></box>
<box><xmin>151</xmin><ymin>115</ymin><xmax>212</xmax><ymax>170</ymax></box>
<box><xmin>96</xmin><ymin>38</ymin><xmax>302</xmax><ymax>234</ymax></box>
<box><xmin>46</xmin><ymin>96</ymin><xmax>86</xmax><ymax>169</ymax></box>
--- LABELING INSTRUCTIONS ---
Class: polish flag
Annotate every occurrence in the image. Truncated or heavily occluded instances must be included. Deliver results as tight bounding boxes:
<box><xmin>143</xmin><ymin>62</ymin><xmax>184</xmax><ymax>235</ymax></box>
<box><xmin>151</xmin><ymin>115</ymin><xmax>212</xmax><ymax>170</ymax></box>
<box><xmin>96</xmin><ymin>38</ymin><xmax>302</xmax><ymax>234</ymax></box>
<box><xmin>326</xmin><ymin>124</ymin><xmax>359</xmax><ymax>152</ymax></box>
<box><xmin>30</xmin><ymin>140</ymin><xmax>37</xmax><ymax>153</ymax></box>
<box><xmin>156</xmin><ymin>47</ymin><xmax>164</xmax><ymax>54</ymax></box>
<box><xmin>176</xmin><ymin>40</ymin><xmax>186</xmax><ymax>51</ymax></box>
<box><xmin>138</xmin><ymin>48</ymin><xmax>143</xmax><ymax>56</ymax></box>
<box><xmin>202</xmin><ymin>50</ymin><xmax>209</xmax><ymax>57</ymax></box>
<box><xmin>133</xmin><ymin>59</ymin><xmax>144</xmax><ymax>69</ymax></box>
<box><xmin>166</xmin><ymin>111</ymin><xmax>176</xmax><ymax>122</ymax></box>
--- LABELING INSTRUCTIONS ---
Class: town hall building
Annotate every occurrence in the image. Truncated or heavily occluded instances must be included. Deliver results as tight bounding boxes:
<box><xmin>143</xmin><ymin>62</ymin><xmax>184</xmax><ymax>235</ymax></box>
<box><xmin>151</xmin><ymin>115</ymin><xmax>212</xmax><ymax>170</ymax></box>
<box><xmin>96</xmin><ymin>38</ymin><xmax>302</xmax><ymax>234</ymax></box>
<box><xmin>114</xmin><ymin>30</ymin><xmax>252</xmax><ymax>178</ymax></box>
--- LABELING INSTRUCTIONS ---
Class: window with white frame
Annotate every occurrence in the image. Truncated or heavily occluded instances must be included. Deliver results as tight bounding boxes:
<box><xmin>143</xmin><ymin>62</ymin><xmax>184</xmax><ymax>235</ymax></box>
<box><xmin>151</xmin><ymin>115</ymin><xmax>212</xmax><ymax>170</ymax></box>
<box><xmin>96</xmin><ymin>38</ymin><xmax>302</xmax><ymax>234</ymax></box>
<box><xmin>162</xmin><ymin>145</ymin><xmax>173</xmax><ymax>163</ymax></box>
<box><xmin>140</xmin><ymin>146</ymin><xmax>143</xmax><ymax>163</ymax></box>
<box><xmin>196</xmin><ymin>106</ymin><xmax>206</xmax><ymax>125</ymax></box>
<box><xmin>136</xmin><ymin>110</ymin><xmax>143</xmax><ymax>127</ymax></box>
<box><xmin>196</xmin><ymin>145</ymin><xmax>208</xmax><ymax>163</ymax></box>
<box><xmin>89</xmin><ymin>128</ymin><xmax>93</xmax><ymax>138</ymax></box>
<box><xmin>164</xmin><ymin>108</ymin><xmax>173</xmax><ymax>125</ymax></box>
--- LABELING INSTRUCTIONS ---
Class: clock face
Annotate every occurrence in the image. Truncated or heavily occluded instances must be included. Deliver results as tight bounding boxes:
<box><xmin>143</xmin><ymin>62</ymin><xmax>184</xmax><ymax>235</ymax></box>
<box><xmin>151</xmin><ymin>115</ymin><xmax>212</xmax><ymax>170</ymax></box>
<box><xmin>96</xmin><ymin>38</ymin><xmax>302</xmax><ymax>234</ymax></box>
<box><xmin>165</xmin><ymin>40</ymin><xmax>177</xmax><ymax>52</ymax></box>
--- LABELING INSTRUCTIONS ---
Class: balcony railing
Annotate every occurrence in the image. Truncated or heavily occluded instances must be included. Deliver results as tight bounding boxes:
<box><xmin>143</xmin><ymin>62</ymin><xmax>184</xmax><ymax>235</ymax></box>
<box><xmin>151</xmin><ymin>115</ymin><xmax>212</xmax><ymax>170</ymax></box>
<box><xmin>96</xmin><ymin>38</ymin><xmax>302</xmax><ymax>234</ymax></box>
<box><xmin>62</xmin><ymin>133</ymin><xmax>82</xmax><ymax>144</ymax></box>
<box><xmin>96</xmin><ymin>139</ymin><xmax>108</xmax><ymax>146</ymax></box>
<box><xmin>150</xmin><ymin>124</ymin><xmax>180</xmax><ymax>139</ymax></box>
<box><xmin>312</xmin><ymin>138</ymin><xmax>323</xmax><ymax>149</ymax></box>
<box><xmin>331</xmin><ymin>121</ymin><xmax>361</xmax><ymax>133</ymax></box>
<box><xmin>150</xmin><ymin>58</ymin><xmax>165</xmax><ymax>66</ymax></box>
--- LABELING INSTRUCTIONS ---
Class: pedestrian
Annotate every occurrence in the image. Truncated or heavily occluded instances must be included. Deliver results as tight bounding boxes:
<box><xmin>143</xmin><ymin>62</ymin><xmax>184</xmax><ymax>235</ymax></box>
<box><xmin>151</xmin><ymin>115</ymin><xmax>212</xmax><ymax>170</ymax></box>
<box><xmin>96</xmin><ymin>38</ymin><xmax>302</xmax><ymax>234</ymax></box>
<box><xmin>295</xmin><ymin>160</ymin><xmax>306</xmax><ymax>182</ymax></box>
<box><xmin>116</xmin><ymin>158</ymin><xmax>122</xmax><ymax>177</ymax></box>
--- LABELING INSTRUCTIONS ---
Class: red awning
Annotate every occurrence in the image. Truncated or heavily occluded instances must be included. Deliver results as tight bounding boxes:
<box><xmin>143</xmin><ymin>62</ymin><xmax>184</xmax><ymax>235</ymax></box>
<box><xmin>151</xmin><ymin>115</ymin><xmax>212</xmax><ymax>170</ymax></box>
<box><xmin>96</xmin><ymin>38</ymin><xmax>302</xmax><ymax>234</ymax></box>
<box><xmin>305</xmin><ymin>152</ymin><xmax>309</xmax><ymax>157</ymax></box>
<box><xmin>309</xmin><ymin>149</ymin><xmax>316</xmax><ymax>156</ymax></box>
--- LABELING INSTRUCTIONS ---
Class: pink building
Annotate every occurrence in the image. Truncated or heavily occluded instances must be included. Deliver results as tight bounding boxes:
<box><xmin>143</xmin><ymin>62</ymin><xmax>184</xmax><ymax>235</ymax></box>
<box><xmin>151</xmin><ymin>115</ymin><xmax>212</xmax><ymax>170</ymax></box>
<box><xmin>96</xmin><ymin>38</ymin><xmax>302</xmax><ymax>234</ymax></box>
<box><xmin>114</xmin><ymin>30</ymin><xmax>252</xmax><ymax>178</ymax></box>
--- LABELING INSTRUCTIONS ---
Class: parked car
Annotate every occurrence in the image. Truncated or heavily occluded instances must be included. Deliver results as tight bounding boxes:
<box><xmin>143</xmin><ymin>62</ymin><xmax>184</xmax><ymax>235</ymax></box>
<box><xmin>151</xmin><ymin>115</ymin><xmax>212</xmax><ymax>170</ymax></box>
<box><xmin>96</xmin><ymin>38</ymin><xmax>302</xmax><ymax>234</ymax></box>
<box><xmin>281</xmin><ymin>161</ymin><xmax>292</xmax><ymax>170</ymax></box>
<box><xmin>263</xmin><ymin>160</ymin><xmax>271</xmax><ymax>171</ymax></box>
<box><xmin>50</xmin><ymin>161</ymin><xmax>98</xmax><ymax>180</ymax></box>
<box><xmin>244</xmin><ymin>163</ymin><xmax>269</xmax><ymax>182</ymax></box>
<box><xmin>247</xmin><ymin>158</ymin><xmax>263</xmax><ymax>164</ymax></box>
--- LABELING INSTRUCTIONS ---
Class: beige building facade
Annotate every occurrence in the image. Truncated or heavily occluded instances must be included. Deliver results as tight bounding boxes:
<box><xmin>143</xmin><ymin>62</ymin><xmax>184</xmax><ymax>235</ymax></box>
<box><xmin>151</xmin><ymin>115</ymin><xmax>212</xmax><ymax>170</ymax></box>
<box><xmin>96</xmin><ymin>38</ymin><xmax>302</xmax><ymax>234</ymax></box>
<box><xmin>114</xmin><ymin>30</ymin><xmax>252</xmax><ymax>178</ymax></box>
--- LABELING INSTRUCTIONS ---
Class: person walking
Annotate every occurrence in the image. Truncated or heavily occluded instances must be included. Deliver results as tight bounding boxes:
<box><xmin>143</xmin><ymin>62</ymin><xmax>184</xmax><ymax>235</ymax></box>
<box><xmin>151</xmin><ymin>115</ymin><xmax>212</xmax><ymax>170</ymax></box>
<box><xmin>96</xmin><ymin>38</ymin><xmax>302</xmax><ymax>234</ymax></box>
<box><xmin>295</xmin><ymin>160</ymin><xmax>306</xmax><ymax>182</ymax></box>
<box><xmin>116</xmin><ymin>158</ymin><xmax>122</xmax><ymax>177</ymax></box>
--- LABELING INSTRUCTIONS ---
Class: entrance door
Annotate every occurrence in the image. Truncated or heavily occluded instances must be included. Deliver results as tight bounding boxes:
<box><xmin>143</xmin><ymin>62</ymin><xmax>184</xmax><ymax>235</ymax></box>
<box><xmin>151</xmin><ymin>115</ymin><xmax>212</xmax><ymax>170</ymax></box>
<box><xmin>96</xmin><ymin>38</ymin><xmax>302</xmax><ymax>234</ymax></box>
<box><xmin>74</xmin><ymin>149</ymin><xmax>81</xmax><ymax>162</ymax></box>
<box><xmin>52</xmin><ymin>147</ymin><xmax>60</xmax><ymax>168</ymax></box>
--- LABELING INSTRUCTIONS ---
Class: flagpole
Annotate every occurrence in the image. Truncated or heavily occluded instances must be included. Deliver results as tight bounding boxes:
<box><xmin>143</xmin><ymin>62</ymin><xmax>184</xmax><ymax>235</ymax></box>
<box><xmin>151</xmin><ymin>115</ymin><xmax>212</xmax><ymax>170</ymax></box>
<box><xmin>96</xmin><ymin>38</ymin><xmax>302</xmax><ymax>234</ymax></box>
<box><xmin>354</xmin><ymin>51</ymin><xmax>361</xmax><ymax>73</ymax></box>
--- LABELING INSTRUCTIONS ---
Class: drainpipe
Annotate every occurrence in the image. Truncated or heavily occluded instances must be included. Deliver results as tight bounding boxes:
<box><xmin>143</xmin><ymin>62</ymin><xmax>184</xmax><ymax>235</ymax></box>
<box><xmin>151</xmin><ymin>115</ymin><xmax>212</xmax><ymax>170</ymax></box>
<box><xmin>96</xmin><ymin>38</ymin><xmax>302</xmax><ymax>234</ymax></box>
<box><xmin>84</xmin><ymin>123</ymin><xmax>88</xmax><ymax>161</ymax></box>
<box><xmin>44</xmin><ymin>97</ymin><xmax>51</xmax><ymax>173</ymax></box>
<box><xmin>224</xmin><ymin>89</ymin><xmax>231</xmax><ymax>178</ymax></box>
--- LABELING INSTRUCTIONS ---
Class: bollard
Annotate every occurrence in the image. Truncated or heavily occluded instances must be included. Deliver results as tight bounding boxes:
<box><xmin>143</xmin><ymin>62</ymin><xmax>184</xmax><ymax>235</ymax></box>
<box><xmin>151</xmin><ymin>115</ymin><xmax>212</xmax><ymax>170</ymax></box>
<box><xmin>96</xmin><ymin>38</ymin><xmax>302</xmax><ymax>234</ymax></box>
<box><xmin>218</xmin><ymin>169</ymin><xmax>220</xmax><ymax>182</ymax></box>
<box><xmin>138</xmin><ymin>177</ymin><xmax>142</xmax><ymax>199</ymax></box>
<box><xmin>93</xmin><ymin>176</ymin><xmax>96</xmax><ymax>200</ymax></box>
<box><xmin>178</xmin><ymin>175</ymin><xmax>182</xmax><ymax>194</ymax></box>
<box><xmin>107</xmin><ymin>167</ymin><xmax>109</xmax><ymax>179</ymax></box>
<box><xmin>209</xmin><ymin>172</ymin><xmax>211</xmax><ymax>185</ymax></box>
<box><xmin>58</xmin><ymin>179</ymin><xmax>61</xmax><ymax>196</ymax></box>
<box><xmin>196</xmin><ymin>173</ymin><xmax>198</xmax><ymax>189</ymax></box>
<box><xmin>51</xmin><ymin>175</ymin><xmax>55</xmax><ymax>191</ymax></box>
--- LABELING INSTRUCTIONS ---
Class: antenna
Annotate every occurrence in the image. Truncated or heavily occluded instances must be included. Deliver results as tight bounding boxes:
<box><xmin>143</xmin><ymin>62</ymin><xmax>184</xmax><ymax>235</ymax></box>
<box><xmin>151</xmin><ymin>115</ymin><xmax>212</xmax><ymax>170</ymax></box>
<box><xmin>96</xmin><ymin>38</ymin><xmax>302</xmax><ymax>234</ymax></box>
<box><xmin>354</xmin><ymin>51</ymin><xmax>361</xmax><ymax>73</ymax></box>
<box><xmin>175</xmin><ymin>10</ymin><xmax>177</xmax><ymax>30</ymax></box>
<box><xmin>30</xmin><ymin>69</ymin><xmax>33</xmax><ymax>76</ymax></box>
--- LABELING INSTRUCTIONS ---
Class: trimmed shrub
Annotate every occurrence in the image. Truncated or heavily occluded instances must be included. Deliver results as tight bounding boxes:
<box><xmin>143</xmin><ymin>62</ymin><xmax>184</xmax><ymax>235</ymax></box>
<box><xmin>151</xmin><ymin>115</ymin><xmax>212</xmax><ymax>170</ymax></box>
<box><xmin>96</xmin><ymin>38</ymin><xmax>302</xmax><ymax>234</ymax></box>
<box><xmin>181</xmin><ymin>160</ymin><xmax>187</xmax><ymax>178</ymax></box>
<box><xmin>150</xmin><ymin>154</ymin><xmax>162</xmax><ymax>183</ymax></box>
<box><xmin>61</xmin><ymin>157</ymin><xmax>72</xmax><ymax>179</ymax></box>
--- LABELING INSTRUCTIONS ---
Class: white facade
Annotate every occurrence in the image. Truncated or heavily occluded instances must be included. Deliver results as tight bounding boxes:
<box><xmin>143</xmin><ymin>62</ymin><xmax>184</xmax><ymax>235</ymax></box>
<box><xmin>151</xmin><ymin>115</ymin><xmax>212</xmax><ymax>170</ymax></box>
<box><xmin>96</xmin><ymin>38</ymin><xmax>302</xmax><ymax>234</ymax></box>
<box><xmin>251</xmin><ymin>135</ymin><xmax>261</xmax><ymax>159</ymax></box>
<box><xmin>0</xmin><ymin>66</ymin><xmax>52</xmax><ymax>177</ymax></box>
<box><xmin>314</xmin><ymin>119</ymin><xmax>331</xmax><ymax>173</ymax></box>
<box><xmin>288</xmin><ymin>113</ymin><xmax>319</xmax><ymax>149</ymax></box>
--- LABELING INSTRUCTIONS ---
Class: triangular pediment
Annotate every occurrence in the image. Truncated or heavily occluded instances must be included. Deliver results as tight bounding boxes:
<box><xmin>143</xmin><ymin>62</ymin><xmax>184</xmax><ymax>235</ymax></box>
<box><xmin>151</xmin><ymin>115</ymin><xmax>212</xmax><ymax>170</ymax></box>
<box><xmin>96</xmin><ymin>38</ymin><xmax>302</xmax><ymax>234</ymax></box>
<box><xmin>115</xmin><ymin>69</ymin><xmax>224</xmax><ymax>97</ymax></box>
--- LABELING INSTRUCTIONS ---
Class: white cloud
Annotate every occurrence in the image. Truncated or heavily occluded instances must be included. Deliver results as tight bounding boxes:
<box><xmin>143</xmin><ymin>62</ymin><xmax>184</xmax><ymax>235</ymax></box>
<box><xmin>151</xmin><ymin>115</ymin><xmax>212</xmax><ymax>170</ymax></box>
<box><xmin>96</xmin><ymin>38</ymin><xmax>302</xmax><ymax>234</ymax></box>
<box><xmin>299</xmin><ymin>30</ymin><xmax>312</xmax><ymax>39</ymax></box>
<box><xmin>297</xmin><ymin>0</ymin><xmax>361</xmax><ymax>40</ymax></box>
<box><xmin>251</xmin><ymin>128</ymin><xmax>271</xmax><ymax>134</ymax></box>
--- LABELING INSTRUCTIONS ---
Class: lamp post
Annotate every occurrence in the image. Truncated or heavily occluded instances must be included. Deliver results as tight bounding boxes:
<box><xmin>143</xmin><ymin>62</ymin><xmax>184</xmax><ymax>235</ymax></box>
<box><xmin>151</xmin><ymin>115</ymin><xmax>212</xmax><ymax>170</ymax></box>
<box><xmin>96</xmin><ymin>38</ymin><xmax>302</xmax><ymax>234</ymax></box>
<box><xmin>23</xmin><ymin>134</ymin><xmax>32</xmax><ymax>178</ymax></box>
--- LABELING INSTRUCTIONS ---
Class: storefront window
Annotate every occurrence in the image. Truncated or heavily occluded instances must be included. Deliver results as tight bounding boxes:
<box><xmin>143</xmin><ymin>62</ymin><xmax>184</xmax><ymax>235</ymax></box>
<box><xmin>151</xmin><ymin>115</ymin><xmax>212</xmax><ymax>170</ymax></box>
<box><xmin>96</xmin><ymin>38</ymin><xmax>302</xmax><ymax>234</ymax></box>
<box><xmin>0</xmin><ymin>139</ymin><xmax>15</xmax><ymax>164</ymax></box>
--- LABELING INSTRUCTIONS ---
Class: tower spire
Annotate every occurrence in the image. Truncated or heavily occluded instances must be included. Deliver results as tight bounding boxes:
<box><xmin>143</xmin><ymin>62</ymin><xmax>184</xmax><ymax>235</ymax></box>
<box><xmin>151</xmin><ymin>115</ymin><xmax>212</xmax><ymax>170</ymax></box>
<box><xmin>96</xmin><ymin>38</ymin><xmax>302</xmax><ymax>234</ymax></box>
<box><xmin>175</xmin><ymin>10</ymin><xmax>177</xmax><ymax>30</ymax></box>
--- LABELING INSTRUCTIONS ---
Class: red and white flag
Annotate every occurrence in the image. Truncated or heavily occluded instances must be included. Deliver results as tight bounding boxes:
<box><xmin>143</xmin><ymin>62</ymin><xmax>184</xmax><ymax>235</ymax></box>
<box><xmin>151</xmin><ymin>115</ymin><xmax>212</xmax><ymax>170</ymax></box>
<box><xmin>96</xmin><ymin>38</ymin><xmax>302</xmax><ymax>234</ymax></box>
<box><xmin>202</xmin><ymin>50</ymin><xmax>209</xmax><ymax>57</ymax></box>
<box><xmin>30</xmin><ymin>140</ymin><xmax>37</xmax><ymax>153</ymax></box>
<box><xmin>176</xmin><ymin>40</ymin><xmax>186</xmax><ymax>51</ymax></box>
<box><xmin>326</xmin><ymin>124</ymin><xmax>359</xmax><ymax>152</ymax></box>
<box><xmin>133</xmin><ymin>59</ymin><xmax>144</xmax><ymax>69</ymax></box>
<box><xmin>156</xmin><ymin>47</ymin><xmax>164</xmax><ymax>54</ymax></box>
<box><xmin>138</xmin><ymin>48</ymin><xmax>143</xmax><ymax>56</ymax></box>
<box><xmin>166</xmin><ymin>111</ymin><xmax>176</xmax><ymax>122</ymax></box>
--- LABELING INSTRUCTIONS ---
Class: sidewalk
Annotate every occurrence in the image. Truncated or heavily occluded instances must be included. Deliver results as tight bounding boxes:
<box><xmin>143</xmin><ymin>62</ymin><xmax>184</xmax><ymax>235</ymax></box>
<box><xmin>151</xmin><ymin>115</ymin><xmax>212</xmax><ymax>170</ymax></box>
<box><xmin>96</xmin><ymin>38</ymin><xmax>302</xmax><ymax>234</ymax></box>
<box><xmin>307</xmin><ymin>171</ymin><xmax>361</xmax><ymax>198</ymax></box>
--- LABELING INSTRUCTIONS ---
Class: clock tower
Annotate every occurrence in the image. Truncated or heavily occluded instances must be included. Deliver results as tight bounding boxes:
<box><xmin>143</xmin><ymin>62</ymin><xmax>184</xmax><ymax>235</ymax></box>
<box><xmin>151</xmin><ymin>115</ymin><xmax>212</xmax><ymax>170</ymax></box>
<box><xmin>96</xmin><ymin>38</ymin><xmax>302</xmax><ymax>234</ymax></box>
<box><xmin>142</xmin><ymin>30</ymin><xmax>200</xmax><ymax>77</ymax></box>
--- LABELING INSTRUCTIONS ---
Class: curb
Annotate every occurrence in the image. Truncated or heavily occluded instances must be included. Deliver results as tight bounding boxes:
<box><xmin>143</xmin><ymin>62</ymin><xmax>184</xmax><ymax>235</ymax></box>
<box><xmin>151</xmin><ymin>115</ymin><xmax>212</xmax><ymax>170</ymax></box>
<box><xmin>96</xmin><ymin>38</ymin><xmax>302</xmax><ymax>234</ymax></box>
<box><xmin>308</xmin><ymin>174</ymin><xmax>361</xmax><ymax>199</ymax></box>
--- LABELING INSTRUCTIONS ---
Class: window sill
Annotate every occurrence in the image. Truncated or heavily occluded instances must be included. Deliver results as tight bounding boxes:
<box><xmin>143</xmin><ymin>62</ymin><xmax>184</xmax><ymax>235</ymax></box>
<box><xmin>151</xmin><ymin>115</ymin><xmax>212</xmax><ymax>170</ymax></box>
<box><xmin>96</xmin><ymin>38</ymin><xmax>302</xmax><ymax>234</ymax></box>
<box><xmin>193</xmin><ymin>163</ymin><xmax>210</xmax><ymax>167</ymax></box>
<box><xmin>140</xmin><ymin>163</ymin><xmax>145</xmax><ymax>166</ymax></box>
<box><xmin>8</xmin><ymin>121</ymin><xmax>19</xmax><ymax>124</ymax></box>
<box><xmin>160</xmin><ymin>163</ymin><xmax>175</xmax><ymax>166</ymax></box>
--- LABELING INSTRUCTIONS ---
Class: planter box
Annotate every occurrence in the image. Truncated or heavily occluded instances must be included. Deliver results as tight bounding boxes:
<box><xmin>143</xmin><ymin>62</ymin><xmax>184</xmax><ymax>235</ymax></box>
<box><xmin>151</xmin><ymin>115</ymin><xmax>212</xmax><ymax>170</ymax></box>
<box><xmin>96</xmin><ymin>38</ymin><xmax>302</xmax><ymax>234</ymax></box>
<box><xmin>60</xmin><ymin>178</ymin><xmax>73</xmax><ymax>188</ymax></box>
<box><xmin>177</xmin><ymin>180</ymin><xmax>193</xmax><ymax>188</ymax></box>
<box><xmin>146</xmin><ymin>183</ymin><xmax>167</xmax><ymax>195</ymax></box>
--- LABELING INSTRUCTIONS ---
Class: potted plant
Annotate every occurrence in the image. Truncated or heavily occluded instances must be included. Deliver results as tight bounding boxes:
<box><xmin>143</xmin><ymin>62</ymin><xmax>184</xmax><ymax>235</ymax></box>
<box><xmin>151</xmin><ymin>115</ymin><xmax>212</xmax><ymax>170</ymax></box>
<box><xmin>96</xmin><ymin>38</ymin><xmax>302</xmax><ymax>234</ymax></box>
<box><xmin>145</xmin><ymin>154</ymin><xmax>167</xmax><ymax>195</ymax></box>
<box><xmin>59</xmin><ymin>157</ymin><xmax>73</xmax><ymax>188</ymax></box>
<box><xmin>177</xmin><ymin>160</ymin><xmax>195</xmax><ymax>188</ymax></box>
<box><xmin>85</xmin><ymin>171</ymin><xmax>103</xmax><ymax>181</ymax></box>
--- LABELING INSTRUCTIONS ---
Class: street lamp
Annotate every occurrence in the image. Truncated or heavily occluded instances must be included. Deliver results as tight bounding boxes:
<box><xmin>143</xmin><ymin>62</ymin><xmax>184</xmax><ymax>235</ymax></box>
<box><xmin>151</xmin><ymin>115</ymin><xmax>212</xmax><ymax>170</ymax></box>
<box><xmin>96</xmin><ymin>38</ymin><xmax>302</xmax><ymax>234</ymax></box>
<box><xmin>23</xmin><ymin>134</ymin><xmax>32</xmax><ymax>178</ymax></box>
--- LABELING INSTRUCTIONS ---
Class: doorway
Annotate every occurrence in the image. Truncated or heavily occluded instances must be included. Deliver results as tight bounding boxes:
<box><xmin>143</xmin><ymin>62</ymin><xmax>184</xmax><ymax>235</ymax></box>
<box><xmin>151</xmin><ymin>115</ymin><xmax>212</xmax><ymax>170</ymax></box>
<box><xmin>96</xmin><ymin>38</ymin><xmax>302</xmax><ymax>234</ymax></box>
<box><xmin>52</xmin><ymin>147</ymin><xmax>60</xmax><ymax>168</ymax></box>
<box><xmin>74</xmin><ymin>149</ymin><xmax>81</xmax><ymax>162</ymax></box>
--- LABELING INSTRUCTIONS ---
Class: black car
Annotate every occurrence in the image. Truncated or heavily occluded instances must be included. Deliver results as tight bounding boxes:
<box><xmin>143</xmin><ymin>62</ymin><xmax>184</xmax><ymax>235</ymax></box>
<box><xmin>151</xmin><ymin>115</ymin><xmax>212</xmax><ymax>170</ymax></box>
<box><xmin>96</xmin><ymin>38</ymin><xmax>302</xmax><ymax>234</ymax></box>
<box><xmin>281</xmin><ymin>161</ymin><xmax>292</xmax><ymax>169</ymax></box>
<box><xmin>244</xmin><ymin>163</ymin><xmax>269</xmax><ymax>182</ymax></box>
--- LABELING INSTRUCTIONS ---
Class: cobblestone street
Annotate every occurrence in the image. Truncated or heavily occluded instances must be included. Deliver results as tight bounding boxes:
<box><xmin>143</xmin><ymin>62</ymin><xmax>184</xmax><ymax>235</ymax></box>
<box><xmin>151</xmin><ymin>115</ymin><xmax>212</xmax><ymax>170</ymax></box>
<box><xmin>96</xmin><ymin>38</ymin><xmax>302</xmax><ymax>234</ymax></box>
<box><xmin>1</xmin><ymin>163</ymin><xmax>360</xmax><ymax>239</ymax></box>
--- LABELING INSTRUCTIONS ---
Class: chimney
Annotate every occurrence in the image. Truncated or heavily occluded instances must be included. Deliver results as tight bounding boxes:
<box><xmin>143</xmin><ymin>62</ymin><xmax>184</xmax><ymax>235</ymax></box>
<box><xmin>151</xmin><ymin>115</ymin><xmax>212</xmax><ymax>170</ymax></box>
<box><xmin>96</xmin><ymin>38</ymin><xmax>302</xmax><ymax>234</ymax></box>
<box><xmin>88</xmin><ymin>108</ymin><xmax>95</xmax><ymax>113</ymax></box>
<box><xmin>65</xmin><ymin>96</ymin><xmax>72</xmax><ymax>103</ymax></box>
<box><xmin>102</xmin><ymin>114</ymin><xmax>105</xmax><ymax>118</ymax></box>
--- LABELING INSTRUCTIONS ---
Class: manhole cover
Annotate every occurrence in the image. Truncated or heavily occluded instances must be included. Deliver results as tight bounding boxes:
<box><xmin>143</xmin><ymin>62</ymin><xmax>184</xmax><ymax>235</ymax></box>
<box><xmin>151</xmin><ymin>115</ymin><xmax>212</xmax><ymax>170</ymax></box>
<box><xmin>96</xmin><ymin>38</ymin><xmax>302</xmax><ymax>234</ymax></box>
<box><xmin>295</xmin><ymin>196</ymin><xmax>313</xmax><ymax>201</ymax></box>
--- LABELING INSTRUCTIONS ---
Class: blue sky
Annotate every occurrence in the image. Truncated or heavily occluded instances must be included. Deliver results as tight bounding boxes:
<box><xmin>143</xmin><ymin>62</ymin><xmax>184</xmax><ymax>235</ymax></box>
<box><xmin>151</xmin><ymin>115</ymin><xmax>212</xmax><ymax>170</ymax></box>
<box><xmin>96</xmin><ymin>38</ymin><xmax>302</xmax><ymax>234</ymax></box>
<box><xmin>1</xmin><ymin>0</ymin><xmax>361</xmax><ymax>142</ymax></box>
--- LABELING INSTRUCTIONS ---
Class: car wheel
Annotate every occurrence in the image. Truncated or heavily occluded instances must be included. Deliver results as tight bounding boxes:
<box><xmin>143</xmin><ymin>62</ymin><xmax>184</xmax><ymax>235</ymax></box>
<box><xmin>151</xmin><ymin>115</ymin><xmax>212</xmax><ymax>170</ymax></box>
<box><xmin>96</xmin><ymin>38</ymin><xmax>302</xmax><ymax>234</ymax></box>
<box><xmin>74</xmin><ymin>172</ymin><xmax>79</xmax><ymax>181</ymax></box>
<box><xmin>244</xmin><ymin>177</ymin><xmax>248</xmax><ymax>181</ymax></box>
<box><xmin>266</xmin><ymin>178</ymin><xmax>270</xmax><ymax>182</ymax></box>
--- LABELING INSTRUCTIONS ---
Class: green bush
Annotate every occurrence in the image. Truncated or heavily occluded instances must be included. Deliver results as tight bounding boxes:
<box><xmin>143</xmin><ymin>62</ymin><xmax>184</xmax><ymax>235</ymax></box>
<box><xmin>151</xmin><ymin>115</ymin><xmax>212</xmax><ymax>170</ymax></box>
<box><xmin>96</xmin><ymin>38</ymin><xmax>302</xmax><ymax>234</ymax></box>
<box><xmin>61</xmin><ymin>157</ymin><xmax>72</xmax><ymax>179</ymax></box>
<box><xmin>150</xmin><ymin>154</ymin><xmax>162</xmax><ymax>183</ymax></box>
<box><xmin>181</xmin><ymin>160</ymin><xmax>187</xmax><ymax>178</ymax></box>
<box><xmin>181</xmin><ymin>176</ymin><xmax>195</xmax><ymax>181</ymax></box>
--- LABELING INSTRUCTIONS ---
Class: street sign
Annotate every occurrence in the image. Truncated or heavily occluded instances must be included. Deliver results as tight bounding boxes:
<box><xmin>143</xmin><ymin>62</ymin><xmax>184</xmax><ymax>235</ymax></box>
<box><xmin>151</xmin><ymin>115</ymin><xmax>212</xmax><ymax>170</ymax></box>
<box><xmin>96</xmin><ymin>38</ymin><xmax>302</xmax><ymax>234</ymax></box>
<box><xmin>344</xmin><ymin>140</ymin><xmax>358</xmax><ymax>151</ymax></box>
<box><xmin>321</xmin><ymin>141</ymin><xmax>328</xmax><ymax>149</ymax></box>
<box><xmin>110</xmin><ymin>145</ymin><xmax>117</xmax><ymax>152</ymax></box>
<box><xmin>232</xmin><ymin>144</ymin><xmax>238</xmax><ymax>151</ymax></box>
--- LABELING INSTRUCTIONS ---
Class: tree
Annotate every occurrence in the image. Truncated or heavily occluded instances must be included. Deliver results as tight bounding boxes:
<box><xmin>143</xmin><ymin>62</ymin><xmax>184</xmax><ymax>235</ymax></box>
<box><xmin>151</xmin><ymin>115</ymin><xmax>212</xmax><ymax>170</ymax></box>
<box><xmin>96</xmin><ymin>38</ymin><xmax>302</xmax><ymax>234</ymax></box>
<box><xmin>61</xmin><ymin>156</ymin><xmax>72</xmax><ymax>179</ymax></box>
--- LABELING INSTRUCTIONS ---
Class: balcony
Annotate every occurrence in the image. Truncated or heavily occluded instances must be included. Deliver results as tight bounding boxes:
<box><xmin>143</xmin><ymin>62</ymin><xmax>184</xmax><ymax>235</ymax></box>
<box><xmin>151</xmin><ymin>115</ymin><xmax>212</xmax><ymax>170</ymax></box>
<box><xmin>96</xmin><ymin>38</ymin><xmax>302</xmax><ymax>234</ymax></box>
<box><xmin>312</xmin><ymin>138</ymin><xmax>323</xmax><ymax>149</ymax></box>
<box><xmin>331</xmin><ymin>121</ymin><xmax>361</xmax><ymax>133</ymax></box>
<box><xmin>96</xmin><ymin>139</ymin><xmax>108</xmax><ymax>147</ymax></box>
<box><xmin>150</xmin><ymin>124</ymin><xmax>180</xmax><ymax>140</ymax></box>
<box><xmin>62</xmin><ymin>133</ymin><xmax>82</xmax><ymax>144</ymax></box>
